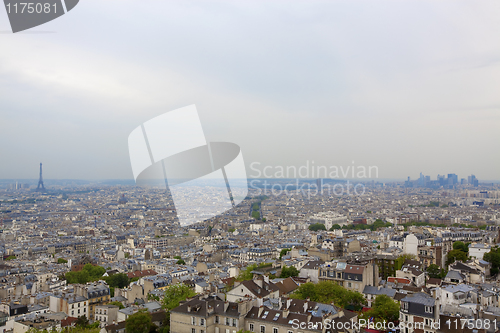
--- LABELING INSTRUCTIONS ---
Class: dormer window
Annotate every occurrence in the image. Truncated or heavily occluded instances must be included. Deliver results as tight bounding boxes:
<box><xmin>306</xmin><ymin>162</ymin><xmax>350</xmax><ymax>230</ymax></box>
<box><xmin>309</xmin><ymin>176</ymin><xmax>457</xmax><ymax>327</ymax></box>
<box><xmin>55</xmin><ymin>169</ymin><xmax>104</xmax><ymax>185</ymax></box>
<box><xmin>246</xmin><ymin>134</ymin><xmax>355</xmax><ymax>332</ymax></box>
<box><xmin>425</xmin><ymin>306</ymin><xmax>433</xmax><ymax>313</ymax></box>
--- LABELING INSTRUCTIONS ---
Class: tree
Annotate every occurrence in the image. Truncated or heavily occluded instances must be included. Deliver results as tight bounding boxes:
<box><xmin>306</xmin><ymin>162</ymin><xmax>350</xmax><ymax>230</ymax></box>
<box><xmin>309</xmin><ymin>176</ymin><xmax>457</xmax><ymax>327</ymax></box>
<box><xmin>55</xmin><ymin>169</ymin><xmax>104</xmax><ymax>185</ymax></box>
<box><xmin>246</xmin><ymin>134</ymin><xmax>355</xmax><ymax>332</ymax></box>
<box><xmin>279</xmin><ymin>248</ymin><xmax>291</xmax><ymax>259</ymax></box>
<box><xmin>161</xmin><ymin>283</ymin><xmax>196</xmax><ymax>311</ymax></box>
<box><xmin>176</xmin><ymin>259</ymin><xmax>186</xmax><ymax>265</ymax></box>
<box><xmin>160</xmin><ymin>284</ymin><xmax>196</xmax><ymax>333</ymax></box>
<box><xmin>426</xmin><ymin>264</ymin><xmax>440</xmax><ymax>279</ymax></box>
<box><xmin>446</xmin><ymin>249</ymin><xmax>468</xmax><ymax>265</ymax></box>
<box><xmin>483</xmin><ymin>246</ymin><xmax>500</xmax><ymax>276</ymax></box>
<box><xmin>105</xmin><ymin>273</ymin><xmax>130</xmax><ymax>288</ymax></box>
<box><xmin>395</xmin><ymin>254</ymin><xmax>417</xmax><ymax>270</ymax></box>
<box><xmin>361</xmin><ymin>295</ymin><xmax>399</xmax><ymax>323</ymax></box>
<box><xmin>280</xmin><ymin>266</ymin><xmax>299</xmax><ymax>278</ymax></box>
<box><xmin>109</xmin><ymin>301</ymin><xmax>125</xmax><ymax>309</ymax></box>
<box><xmin>329</xmin><ymin>224</ymin><xmax>341</xmax><ymax>230</ymax></box>
<box><xmin>236</xmin><ymin>263</ymin><xmax>272</xmax><ymax>281</ymax></box>
<box><xmin>125</xmin><ymin>310</ymin><xmax>152</xmax><ymax>333</ymax></box>
<box><xmin>291</xmin><ymin>282</ymin><xmax>317</xmax><ymax>300</ymax></box>
<box><xmin>65</xmin><ymin>264</ymin><xmax>106</xmax><ymax>284</ymax></box>
<box><xmin>57</xmin><ymin>258</ymin><xmax>68</xmax><ymax>264</ymax></box>
<box><xmin>453</xmin><ymin>241</ymin><xmax>469</xmax><ymax>253</ymax></box>
<box><xmin>291</xmin><ymin>281</ymin><xmax>366</xmax><ymax>309</ymax></box>
<box><xmin>75</xmin><ymin>315</ymin><xmax>89</xmax><ymax>328</ymax></box>
<box><xmin>308</xmin><ymin>223</ymin><xmax>326</xmax><ymax>231</ymax></box>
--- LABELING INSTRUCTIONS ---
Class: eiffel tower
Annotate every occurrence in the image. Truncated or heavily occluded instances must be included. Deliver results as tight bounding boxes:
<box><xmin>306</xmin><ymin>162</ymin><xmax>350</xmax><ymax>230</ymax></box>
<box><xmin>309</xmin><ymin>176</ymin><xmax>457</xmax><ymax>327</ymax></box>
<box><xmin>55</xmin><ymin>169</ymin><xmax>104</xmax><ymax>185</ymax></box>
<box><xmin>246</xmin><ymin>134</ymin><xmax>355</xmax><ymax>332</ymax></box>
<box><xmin>36</xmin><ymin>163</ymin><xmax>45</xmax><ymax>191</ymax></box>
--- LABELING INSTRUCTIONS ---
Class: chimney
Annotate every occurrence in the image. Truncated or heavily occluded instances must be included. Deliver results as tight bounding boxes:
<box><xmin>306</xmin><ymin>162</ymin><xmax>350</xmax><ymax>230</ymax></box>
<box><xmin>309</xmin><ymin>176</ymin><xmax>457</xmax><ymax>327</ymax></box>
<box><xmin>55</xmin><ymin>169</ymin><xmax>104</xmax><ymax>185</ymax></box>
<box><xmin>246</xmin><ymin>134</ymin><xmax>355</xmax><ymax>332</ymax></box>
<box><xmin>303</xmin><ymin>302</ymin><xmax>308</xmax><ymax>313</ymax></box>
<box><xmin>238</xmin><ymin>300</ymin><xmax>248</xmax><ymax>315</ymax></box>
<box><xmin>286</xmin><ymin>299</ymin><xmax>291</xmax><ymax>309</ymax></box>
<box><xmin>255</xmin><ymin>277</ymin><xmax>263</xmax><ymax>288</ymax></box>
<box><xmin>187</xmin><ymin>305</ymin><xmax>191</xmax><ymax>312</ymax></box>
<box><xmin>258</xmin><ymin>306</ymin><xmax>264</xmax><ymax>317</ymax></box>
<box><xmin>283</xmin><ymin>309</ymin><xmax>289</xmax><ymax>318</ymax></box>
<box><xmin>224</xmin><ymin>301</ymin><xmax>229</xmax><ymax>312</ymax></box>
<box><xmin>264</xmin><ymin>275</ymin><xmax>269</xmax><ymax>284</ymax></box>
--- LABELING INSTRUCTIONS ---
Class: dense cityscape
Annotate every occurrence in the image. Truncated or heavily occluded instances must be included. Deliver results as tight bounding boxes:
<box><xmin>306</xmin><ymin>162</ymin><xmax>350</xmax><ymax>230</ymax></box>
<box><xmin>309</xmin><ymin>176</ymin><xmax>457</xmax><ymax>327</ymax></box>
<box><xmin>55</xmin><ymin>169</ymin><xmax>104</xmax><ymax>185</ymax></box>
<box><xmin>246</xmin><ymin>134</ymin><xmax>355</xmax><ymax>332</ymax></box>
<box><xmin>2</xmin><ymin>1</ymin><xmax>499</xmax><ymax>333</ymax></box>
<box><xmin>0</xmin><ymin>169</ymin><xmax>499</xmax><ymax>333</ymax></box>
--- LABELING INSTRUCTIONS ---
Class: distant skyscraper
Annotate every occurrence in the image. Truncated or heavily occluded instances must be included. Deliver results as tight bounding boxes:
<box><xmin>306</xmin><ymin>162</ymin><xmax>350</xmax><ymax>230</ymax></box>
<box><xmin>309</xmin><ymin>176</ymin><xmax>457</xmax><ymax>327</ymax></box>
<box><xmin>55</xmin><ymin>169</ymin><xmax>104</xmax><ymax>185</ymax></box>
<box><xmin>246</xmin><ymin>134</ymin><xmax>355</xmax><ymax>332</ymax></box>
<box><xmin>447</xmin><ymin>173</ymin><xmax>458</xmax><ymax>185</ymax></box>
<box><xmin>468</xmin><ymin>174</ymin><xmax>478</xmax><ymax>187</ymax></box>
<box><xmin>316</xmin><ymin>178</ymin><xmax>323</xmax><ymax>194</ymax></box>
<box><xmin>419</xmin><ymin>173</ymin><xmax>425</xmax><ymax>186</ymax></box>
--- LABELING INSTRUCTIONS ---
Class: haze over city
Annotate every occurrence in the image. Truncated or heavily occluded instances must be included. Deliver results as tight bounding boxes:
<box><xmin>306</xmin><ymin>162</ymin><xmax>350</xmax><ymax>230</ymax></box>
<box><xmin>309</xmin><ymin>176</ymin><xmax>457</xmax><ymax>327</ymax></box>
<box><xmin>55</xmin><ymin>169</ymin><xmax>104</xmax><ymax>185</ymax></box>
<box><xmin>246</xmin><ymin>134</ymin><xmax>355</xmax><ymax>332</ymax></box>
<box><xmin>2</xmin><ymin>2</ymin><xmax>500</xmax><ymax>333</ymax></box>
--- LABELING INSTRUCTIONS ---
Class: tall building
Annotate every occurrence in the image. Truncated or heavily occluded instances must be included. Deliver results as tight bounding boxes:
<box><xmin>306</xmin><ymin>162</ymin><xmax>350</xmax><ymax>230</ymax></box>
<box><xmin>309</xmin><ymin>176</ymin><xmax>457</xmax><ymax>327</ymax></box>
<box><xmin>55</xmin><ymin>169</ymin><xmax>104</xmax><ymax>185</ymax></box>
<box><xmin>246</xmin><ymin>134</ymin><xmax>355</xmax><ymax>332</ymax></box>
<box><xmin>447</xmin><ymin>173</ymin><xmax>458</xmax><ymax>185</ymax></box>
<box><xmin>468</xmin><ymin>174</ymin><xmax>478</xmax><ymax>187</ymax></box>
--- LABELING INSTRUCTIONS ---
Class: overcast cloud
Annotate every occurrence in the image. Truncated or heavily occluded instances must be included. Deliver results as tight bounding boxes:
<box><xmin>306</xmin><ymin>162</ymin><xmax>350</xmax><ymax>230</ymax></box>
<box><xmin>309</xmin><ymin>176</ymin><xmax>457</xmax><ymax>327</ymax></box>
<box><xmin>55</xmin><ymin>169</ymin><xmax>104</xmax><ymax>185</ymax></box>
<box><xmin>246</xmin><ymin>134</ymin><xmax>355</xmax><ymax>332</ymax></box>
<box><xmin>0</xmin><ymin>0</ymin><xmax>499</xmax><ymax>180</ymax></box>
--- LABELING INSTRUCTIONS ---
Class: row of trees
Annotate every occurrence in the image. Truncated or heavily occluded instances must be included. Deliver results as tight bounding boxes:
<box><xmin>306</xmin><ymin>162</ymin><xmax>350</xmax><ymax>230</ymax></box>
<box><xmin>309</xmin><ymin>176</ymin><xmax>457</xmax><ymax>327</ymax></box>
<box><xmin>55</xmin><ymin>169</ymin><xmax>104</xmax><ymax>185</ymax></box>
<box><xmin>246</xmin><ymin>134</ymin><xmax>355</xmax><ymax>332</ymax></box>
<box><xmin>64</xmin><ymin>264</ymin><xmax>106</xmax><ymax>284</ymax></box>
<box><xmin>290</xmin><ymin>281</ymin><xmax>365</xmax><ymax>309</ymax></box>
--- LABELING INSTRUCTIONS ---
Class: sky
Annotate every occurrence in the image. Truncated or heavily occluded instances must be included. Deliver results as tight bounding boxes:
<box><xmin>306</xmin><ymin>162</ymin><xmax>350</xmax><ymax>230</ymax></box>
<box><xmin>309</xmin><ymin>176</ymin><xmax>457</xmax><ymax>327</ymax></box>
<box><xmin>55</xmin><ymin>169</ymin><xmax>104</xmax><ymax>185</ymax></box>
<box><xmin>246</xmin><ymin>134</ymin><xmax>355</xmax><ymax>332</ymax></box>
<box><xmin>0</xmin><ymin>0</ymin><xmax>499</xmax><ymax>181</ymax></box>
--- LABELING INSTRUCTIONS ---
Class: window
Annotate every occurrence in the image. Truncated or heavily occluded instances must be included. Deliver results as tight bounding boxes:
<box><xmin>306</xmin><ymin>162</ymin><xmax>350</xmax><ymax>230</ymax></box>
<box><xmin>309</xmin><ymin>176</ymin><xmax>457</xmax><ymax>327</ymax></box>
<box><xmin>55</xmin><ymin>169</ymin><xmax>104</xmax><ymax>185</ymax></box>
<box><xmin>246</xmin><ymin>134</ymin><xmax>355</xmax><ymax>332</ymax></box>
<box><xmin>200</xmin><ymin>319</ymin><xmax>205</xmax><ymax>326</ymax></box>
<box><xmin>78</xmin><ymin>309</ymin><xmax>80</xmax><ymax>314</ymax></box>
<box><xmin>233</xmin><ymin>319</ymin><xmax>237</xmax><ymax>327</ymax></box>
<box><xmin>260</xmin><ymin>326</ymin><xmax>266</xmax><ymax>333</ymax></box>
<box><xmin>84</xmin><ymin>308</ymin><xmax>86</xmax><ymax>313</ymax></box>
<box><xmin>425</xmin><ymin>306</ymin><xmax>433</xmax><ymax>313</ymax></box>
<box><xmin>226</xmin><ymin>318</ymin><xmax>230</xmax><ymax>326</ymax></box>
<box><xmin>425</xmin><ymin>319</ymin><xmax>429</xmax><ymax>326</ymax></box>
<box><xmin>215</xmin><ymin>328</ymin><xmax>219</xmax><ymax>333</ymax></box>
<box><xmin>201</xmin><ymin>331</ymin><xmax>204</xmax><ymax>333</ymax></box>
<box><xmin>192</xmin><ymin>317</ymin><xmax>196</xmax><ymax>325</ymax></box>
<box><xmin>216</xmin><ymin>316</ymin><xmax>219</xmax><ymax>324</ymax></box>
<box><xmin>273</xmin><ymin>328</ymin><xmax>278</xmax><ymax>333</ymax></box>
<box><xmin>192</xmin><ymin>329</ymin><xmax>196</xmax><ymax>333</ymax></box>
<box><xmin>250</xmin><ymin>324</ymin><xmax>254</xmax><ymax>332</ymax></box>
<box><xmin>402</xmin><ymin>302</ymin><xmax>409</xmax><ymax>310</ymax></box>
<box><xmin>288</xmin><ymin>331</ymin><xmax>294</xmax><ymax>333</ymax></box>
<box><xmin>348</xmin><ymin>282</ymin><xmax>352</xmax><ymax>288</ymax></box>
